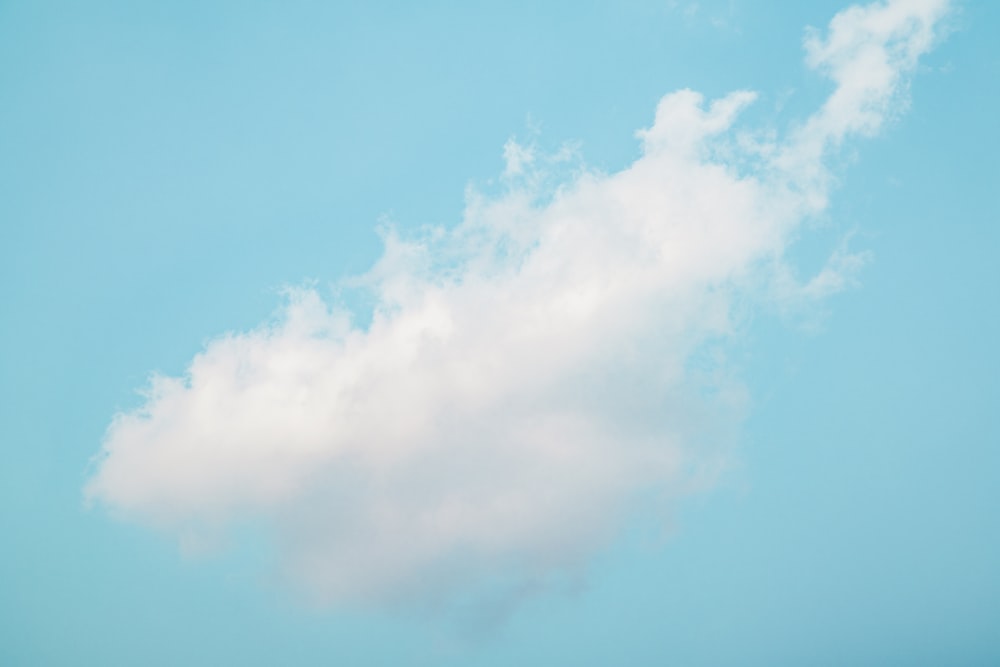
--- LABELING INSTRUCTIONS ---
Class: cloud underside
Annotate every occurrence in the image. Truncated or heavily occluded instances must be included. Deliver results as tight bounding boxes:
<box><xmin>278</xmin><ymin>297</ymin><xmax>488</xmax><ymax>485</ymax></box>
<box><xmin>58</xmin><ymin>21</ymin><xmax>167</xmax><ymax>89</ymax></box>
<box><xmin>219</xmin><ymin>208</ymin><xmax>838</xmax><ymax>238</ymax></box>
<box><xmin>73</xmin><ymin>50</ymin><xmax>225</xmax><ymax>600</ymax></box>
<box><xmin>86</xmin><ymin>0</ymin><xmax>949</xmax><ymax>609</ymax></box>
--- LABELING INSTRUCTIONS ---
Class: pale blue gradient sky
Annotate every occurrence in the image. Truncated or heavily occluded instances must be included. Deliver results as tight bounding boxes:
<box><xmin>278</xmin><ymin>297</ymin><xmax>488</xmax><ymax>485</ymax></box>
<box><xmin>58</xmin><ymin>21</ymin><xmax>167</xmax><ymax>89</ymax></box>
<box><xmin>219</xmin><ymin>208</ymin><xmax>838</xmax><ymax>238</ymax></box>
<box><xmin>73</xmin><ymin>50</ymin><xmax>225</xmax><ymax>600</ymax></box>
<box><xmin>1</xmin><ymin>1</ymin><xmax>998</xmax><ymax>664</ymax></box>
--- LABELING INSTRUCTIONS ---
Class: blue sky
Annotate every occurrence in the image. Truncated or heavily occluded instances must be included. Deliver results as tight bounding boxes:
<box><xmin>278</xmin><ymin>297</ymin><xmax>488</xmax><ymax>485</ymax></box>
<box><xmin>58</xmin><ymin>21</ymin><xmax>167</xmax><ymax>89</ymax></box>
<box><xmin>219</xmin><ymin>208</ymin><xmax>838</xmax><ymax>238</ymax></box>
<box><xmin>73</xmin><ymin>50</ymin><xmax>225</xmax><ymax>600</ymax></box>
<box><xmin>2</xmin><ymin>0</ymin><xmax>999</xmax><ymax>664</ymax></box>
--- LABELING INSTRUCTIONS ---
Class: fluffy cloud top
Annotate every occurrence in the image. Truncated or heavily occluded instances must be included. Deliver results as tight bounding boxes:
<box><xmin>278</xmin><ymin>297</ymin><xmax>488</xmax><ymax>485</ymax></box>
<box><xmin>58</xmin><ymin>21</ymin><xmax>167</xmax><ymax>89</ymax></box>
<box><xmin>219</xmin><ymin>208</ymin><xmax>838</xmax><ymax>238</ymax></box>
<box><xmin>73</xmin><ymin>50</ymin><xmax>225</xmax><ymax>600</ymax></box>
<box><xmin>86</xmin><ymin>0</ymin><xmax>950</xmax><ymax>609</ymax></box>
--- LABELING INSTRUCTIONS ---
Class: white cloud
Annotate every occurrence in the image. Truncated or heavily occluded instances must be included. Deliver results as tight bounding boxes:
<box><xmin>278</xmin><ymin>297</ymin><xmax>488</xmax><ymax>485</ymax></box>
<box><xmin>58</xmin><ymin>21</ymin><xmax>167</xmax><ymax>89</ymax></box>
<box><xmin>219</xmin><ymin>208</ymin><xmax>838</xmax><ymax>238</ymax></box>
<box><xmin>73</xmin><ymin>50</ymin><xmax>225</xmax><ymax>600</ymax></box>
<box><xmin>86</xmin><ymin>0</ymin><xmax>950</xmax><ymax>611</ymax></box>
<box><xmin>502</xmin><ymin>138</ymin><xmax>535</xmax><ymax>178</ymax></box>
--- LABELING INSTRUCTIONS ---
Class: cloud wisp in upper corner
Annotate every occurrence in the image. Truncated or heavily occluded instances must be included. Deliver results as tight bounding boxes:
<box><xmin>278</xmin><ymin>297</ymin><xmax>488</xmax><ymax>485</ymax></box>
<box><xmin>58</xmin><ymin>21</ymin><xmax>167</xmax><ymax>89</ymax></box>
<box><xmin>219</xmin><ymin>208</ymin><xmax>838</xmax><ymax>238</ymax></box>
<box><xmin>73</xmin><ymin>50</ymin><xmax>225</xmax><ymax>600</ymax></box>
<box><xmin>85</xmin><ymin>0</ymin><xmax>951</xmax><ymax>611</ymax></box>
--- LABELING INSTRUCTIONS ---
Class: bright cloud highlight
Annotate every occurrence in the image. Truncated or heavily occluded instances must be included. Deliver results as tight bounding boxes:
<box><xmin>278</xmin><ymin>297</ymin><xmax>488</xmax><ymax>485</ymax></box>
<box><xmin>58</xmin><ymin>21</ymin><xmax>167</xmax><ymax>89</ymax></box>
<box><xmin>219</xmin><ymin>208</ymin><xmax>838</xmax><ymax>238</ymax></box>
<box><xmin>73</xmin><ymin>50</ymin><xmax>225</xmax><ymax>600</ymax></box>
<box><xmin>86</xmin><ymin>0</ymin><xmax>950</xmax><ymax>609</ymax></box>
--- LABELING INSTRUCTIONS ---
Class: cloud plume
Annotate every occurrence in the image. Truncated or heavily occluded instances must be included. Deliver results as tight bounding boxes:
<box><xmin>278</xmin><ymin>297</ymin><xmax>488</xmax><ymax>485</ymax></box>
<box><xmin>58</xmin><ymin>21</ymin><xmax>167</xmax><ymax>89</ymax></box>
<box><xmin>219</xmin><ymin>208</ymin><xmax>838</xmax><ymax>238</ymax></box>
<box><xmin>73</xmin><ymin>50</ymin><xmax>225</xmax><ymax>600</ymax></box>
<box><xmin>86</xmin><ymin>0</ymin><xmax>950</xmax><ymax>609</ymax></box>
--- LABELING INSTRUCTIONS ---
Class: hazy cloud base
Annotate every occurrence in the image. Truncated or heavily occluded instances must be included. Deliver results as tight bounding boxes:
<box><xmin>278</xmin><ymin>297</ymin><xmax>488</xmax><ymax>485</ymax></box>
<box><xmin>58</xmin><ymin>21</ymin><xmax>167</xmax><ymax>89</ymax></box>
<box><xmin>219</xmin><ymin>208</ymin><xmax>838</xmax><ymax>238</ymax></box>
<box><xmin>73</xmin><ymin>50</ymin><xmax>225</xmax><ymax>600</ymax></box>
<box><xmin>87</xmin><ymin>0</ymin><xmax>950</xmax><ymax>611</ymax></box>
